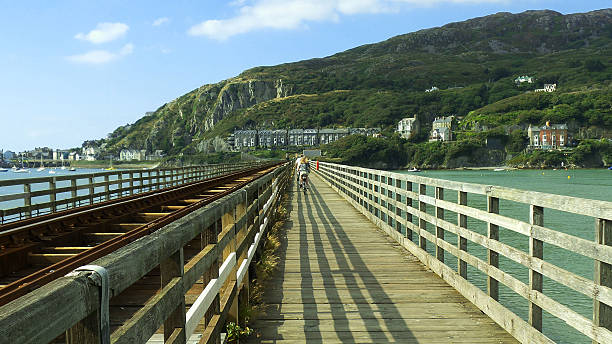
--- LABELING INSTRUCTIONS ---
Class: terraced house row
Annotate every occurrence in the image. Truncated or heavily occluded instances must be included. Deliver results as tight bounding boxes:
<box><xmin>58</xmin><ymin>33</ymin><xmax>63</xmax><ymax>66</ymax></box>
<box><xmin>231</xmin><ymin>127</ymin><xmax>381</xmax><ymax>149</ymax></box>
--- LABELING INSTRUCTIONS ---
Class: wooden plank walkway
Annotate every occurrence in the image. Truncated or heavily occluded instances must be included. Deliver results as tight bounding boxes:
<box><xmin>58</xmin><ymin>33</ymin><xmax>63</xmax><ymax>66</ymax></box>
<box><xmin>247</xmin><ymin>174</ymin><xmax>518</xmax><ymax>343</ymax></box>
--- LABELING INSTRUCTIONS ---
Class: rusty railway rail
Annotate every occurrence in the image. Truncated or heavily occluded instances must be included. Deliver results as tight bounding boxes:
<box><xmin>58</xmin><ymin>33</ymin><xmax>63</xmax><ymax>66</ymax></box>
<box><xmin>0</xmin><ymin>162</ymin><xmax>280</xmax><ymax>307</ymax></box>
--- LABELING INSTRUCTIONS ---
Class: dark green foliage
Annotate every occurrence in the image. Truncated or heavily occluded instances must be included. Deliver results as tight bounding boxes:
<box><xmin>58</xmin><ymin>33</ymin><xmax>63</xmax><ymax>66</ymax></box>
<box><xmin>585</xmin><ymin>59</ymin><xmax>606</xmax><ymax>72</ymax></box>
<box><xmin>323</xmin><ymin>135</ymin><xmax>504</xmax><ymax>169</ymax></box>
<box><xmin>568</xmin><ymin>139</ymin><xmax>612</xmax><ymax>167</ymax></box>
<box><xmin>507</xmin><ymin>129</ymin><xmax>528</xmax><ymax>153</ymax></box>
<box><xmin>491</xmin><ymin>67</ymin><xmax>511</xmax><ymax>81</ymax></box>
<box><xmin>508</xmin><ymin>139</ymin><xmax>612</xmax><ymax>168</ymax></box>
<box><xmin>323</xmin><ymin>135</ymin><xmax>407</xmax><ymax>169</ymax></box>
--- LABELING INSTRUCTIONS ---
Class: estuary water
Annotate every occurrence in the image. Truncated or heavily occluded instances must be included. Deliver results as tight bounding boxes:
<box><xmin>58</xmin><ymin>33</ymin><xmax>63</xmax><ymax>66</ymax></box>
<box><xmin>392</xmin><ymin>168</ymin><xmax>612</xmax><ymax>343</ymax></box>
<box><xmin>0</xmin><ymin>168</ymin><xmax>123</xmax><ymax>214</ymax></box>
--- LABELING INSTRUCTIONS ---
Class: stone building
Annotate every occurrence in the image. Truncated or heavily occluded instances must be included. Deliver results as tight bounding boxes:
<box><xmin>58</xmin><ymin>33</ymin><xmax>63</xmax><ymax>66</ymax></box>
<box><xmin>318</xmin><ymin>128</ymin><xmax>350</xmax><ymax>145</ymax></box>
<box><xmin>350</xmin><ymin>128</ymin><xmax>381</xmax><ymax>137</ymax></box>
<box><xmin>288</xmin><ymin>129</ymin><xmax>304</xmax><ymax>146</ymax></box>
<box><xmin>234</xmin><ymin>130</ymin><xmax>258</xmax><ymax>149</ymax></box>
<box><xmin>258</xmin><ymin>129</ymin><xmax>288</xmax><ymax>148</ymax></box>
<box><xmin>120</xmin><ymin>149</ymin><xmax>147</xmax><ymax>161</ymax></box>
<box><xmin>429</xmin><ymin>116</ymin><xmax>456</xmax><ymax>142</ymax></box>
<box><xmin>303</xmin><ymin>129</ymin><xmax>318</xmax><ymax>146</ymax></box>
<box><xmin>528</xmin><ymin>122</ymin><xmax>568</xmax><ymax>149</ymax></box>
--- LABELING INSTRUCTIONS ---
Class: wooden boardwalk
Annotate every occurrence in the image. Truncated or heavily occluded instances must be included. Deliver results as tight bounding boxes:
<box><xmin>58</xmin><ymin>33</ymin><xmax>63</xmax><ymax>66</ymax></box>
<box><xmin>247</xmin><ymin>174</ymin><xmax>518</xmax><ymax>343</ymax></box>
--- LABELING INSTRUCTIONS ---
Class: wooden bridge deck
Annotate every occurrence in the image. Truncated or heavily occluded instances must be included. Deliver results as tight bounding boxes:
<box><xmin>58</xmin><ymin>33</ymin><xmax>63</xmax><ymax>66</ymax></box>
<box><xmin>248</xmin><ymin>174</ymin><xmax>518</xmax><ymax>343</ymax></box>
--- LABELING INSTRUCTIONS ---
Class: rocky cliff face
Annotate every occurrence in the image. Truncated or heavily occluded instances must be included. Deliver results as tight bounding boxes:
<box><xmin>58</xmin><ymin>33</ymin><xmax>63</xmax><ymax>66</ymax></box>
<box><xmin>204</xmin><ymin>79</ymin><xmax>291</xmax><ymax>130</ymax></box>
<box><xmin>114</xmin><ymin>78</ymin><xmax>292</xmax><ymax>154</ymax></box>
<box><xmin>346</xmin><ymin>9</ymin><xmax>612</xmax><ymax>56</ymax></box>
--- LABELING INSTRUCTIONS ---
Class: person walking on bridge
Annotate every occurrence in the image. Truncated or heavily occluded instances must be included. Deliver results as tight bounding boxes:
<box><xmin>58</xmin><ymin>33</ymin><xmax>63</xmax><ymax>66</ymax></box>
<box><xmin>297</xmin><ymin>156</ymin><xmax>309</xmax><ymax>191</ymax></box>
<box><xmin>295</xmin><ymin>154</ymin><xmax>304</xmax><ymax>181</ymax></box>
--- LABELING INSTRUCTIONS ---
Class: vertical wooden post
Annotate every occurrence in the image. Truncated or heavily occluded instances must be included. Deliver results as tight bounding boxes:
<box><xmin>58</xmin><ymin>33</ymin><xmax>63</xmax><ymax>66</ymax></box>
<box><xmin>24</xmin><ymin>183</ymin><xmax>32</xmax><ymax>218</ymax></box>
<box><xmin>435</xmin><ymin>187</ymin><xmax>444</xmax><ymax>262</ymax></box>
<box><xmin>236</xmin><ymin>193</ymin><xmax>248</xmax><ymax>325</ymax></box>
<box><xmin>128</xmin><ymin>172</ymin><xmax>134</xmax><ymax>195</ymax></box>
<box><xmin>406</xmin><ymin>181</ymin><xmax>413</xmax><ymax>241</ymax></box>
<box><xmin>49</xmin><ymin>178</ymin><xmax>57</xmax><ymax>213</ymax></box>
<box><xmin>418</xmin><ymin>184</ymin><xmax>427</xmax><ymax>251</ymax></box>
<box><xmin>457</xmin><ymin>191</ymin><xmax>468</xmax><ymax>279</ymax></box>
<box><xmin>210</xmin><ymin>220</ymin><xmax>222</xmax><ymax>344</ymax></box>
<box><xmin>65</xmin><ymin>309</ymin><xmax>102</xmax><ymax>344</ymax></box>
<box><xmin>395</xmin><ymin>179</ymin><xmax>402</xmax><ymax>233</ymax></box>
<box><xmin>139</xmin><ymin>172</ymin><xmax>144</xmax><ymax>192</ymax></box>
<box><xmin>160</xmin><ymin>248</ymin><xmax>186</xmax><ymax>343</ymax></box>
<box><xmin>104</xmin><ymin>175</ymin><xmax>110</xmax><ymax>201</ymax></box>
<box><xmin>222</xmin><ymin>205</ymin><xmax>238</xmax><ymax>324</ymax></box>
<box><xmin>71</xmin><ymin>179</ymin><xmax>77</xmax><ymax>208</ymax></box>
<box><xmin>529</xmin><ymin>205</ymin><xmax>544</xmax><ymax>332</ymax></box>
<box><xmin>117</xmin><ymin>173</ymin><xmax>123</xmax><ymax>198</ymax></box>
<box><xmin>487</xmin><ymin>196</ymin><xmax>499</xmax><ymax>301</ymax></box>
<box><xmin>89</xmin><ymin>176</ymin><xmax>95</xmax><ymax>205</ymax></box>
<box><xmin>594</xmin><ymin>218</ymin><xmax>612</xmax><ymax>343</ymax></box>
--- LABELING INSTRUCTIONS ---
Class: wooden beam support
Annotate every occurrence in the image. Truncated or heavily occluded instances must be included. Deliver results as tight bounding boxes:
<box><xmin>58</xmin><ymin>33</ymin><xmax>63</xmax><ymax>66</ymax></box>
<box><xmin>435</xmin><ymin>187</ymin><xmax>445</xmax><ymax>263</ymax></box>
<box><xmin>595</xmin><ymin>218</ymin><xmax>612</xmax><ymax>343</ymax></box>
<box><xmin>160</xmin><ymin>248</ymin><xmax>186</xmax><ymax>343</ymax></box>
<box><xmin>530</xmin><ymin>205</ymin><xmax>544</xmax><ymax>332</ymax></box>
<box><xmin>457</xmin><ymin>191</ymin><xmax>468</xmax><ymax>279</ymax></box>
<box><xmin>487</xmin><ymin>195</ymin><xmax>499</xmax><ymax>301</ymax></box>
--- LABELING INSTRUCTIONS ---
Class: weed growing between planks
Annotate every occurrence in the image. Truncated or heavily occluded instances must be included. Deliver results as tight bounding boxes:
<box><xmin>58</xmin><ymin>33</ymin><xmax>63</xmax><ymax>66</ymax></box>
<box><xmin>235</xmin><ymin>193</ymin><xmax>289</xmax><ymax>340</ymax></box>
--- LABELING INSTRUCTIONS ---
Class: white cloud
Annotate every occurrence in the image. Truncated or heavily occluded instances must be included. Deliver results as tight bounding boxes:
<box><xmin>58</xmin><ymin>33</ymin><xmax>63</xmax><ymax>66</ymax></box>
<box><xmin>188</xmin><ymin>0</ymin><xmax>506</xmax><ymax>40</ymax></box>
<box><xmin>75</xmin><ymin>22</ymin><xmax>129</xmax><ymax>44</ymax></box>
<box><xmin>153</xmin><ymin>17</ymin><xmax>170</xmax><ymax>26</ymax></box>
<box><xmin>67</xmin><ymin>43</ymin><xmax>134</xmax><ymax>64</ymax></box>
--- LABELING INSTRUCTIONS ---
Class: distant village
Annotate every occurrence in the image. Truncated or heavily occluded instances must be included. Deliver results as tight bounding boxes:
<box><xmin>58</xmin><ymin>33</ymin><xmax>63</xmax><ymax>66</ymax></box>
<box><xmin>0</xmin><ymin>146</ymin><xmax>166</xmax><ymax>164</ymax></box>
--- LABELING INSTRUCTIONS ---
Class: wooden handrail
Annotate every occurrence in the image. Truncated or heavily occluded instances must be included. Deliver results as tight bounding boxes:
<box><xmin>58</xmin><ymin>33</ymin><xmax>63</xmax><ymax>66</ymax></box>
<box><xmin>314</xmin><ymin>161</ymin><xmax>612</xmax><ymax>344</ymax></box>
<box><xmin>0</xmin><ymin>163</ymin><xmax>257</xmax><ymax>224</ymax></box>
<box><xmin>0</xmin><ymin>162</ymin><xmax>290</xmax><ymax>344</ymax></box>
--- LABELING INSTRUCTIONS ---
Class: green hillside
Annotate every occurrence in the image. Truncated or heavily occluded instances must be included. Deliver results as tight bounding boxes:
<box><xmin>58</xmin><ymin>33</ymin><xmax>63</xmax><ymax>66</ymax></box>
<box><xmin>102</xmin><ymin>9</ymin><xmax>612</xmax><ymax>161</ymax></box>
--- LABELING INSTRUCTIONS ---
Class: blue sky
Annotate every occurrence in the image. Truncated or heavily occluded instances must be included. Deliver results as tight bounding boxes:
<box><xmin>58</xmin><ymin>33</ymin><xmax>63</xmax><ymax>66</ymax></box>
<box><xmin>0</xmin><ymin>0</ymin><xmax>610</xmax><ymax>152</ymax></box>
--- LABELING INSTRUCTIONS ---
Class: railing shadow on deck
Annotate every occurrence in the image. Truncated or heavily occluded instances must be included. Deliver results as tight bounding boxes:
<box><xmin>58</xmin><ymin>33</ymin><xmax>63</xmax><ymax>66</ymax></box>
<box><xmin>257</xmin><ymin>180</ymin><xmax>416</xmax><ymax>343</ymax></box>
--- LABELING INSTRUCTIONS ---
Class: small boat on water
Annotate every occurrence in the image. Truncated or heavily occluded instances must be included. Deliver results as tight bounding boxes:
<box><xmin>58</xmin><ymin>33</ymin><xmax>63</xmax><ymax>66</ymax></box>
<box><xmin>37</xmin><ymin>156</ymin><xmax>45</xmax><ymax>172</ymax></box>
<box><xmin>0</xmin><ymin>168</ymin><xmax>8</xmax><ymax>172</ymax></box>
<box><xmin>69</xmin><ymin>167</ymin><xmax>76</xmax><ymax>171</ymax></box>
<box><xmin>104</xmin><ymin>157</ymin><xmax>115</xmax><ymax>171</ymax></box>
<box><xmin>608</xmin><ymin>166</ymin><xmax>612</xmax><ymax>170</ymax></box>
<box><xmin>49</xmin><ymin>170</ymin><xmax>56</xmax><ymax>174</ymax></box>
<box><xmin>14</xmin><ymin>168</ymin><xmax>30</xmax><ymax>173</ymax></box>
<box><xmin>407</xmin><ymin>167</ymin><xmax>421</xmax><ymax>172</ymax></box>
<box><xmin>493</xmin><ymin>168</ymin><xmax>505</xmax><ymax>172</ymax></box>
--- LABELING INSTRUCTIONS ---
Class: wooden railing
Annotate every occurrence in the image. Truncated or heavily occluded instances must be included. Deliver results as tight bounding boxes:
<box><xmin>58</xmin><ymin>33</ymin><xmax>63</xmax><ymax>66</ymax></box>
<box><xmin>0</xmin><ymin>163</ymin><xmax>257</xmax><ymax>223</ymax></box>
<box><xmin>314</xmin><ymin>161</ymin><xmax>612</xmax><ymax>344</ymax></box>
<box><xmin>0</xmin><ymin>162</ymin><xmax>290</xmax><ymax>344</ymax></box>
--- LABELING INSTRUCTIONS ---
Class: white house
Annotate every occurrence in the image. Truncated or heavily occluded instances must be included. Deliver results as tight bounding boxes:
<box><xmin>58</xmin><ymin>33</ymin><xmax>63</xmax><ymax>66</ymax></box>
<box><xmin>429</xmin><ymin>116</ymin><xmax>455</xmax><ymax>142</ymax></box>
<box><xmin>68</xmin><ymin>152</ymin><xmax>80</xmax><ymax>161</ymax></box>
<box><xmin>535</xmin><ymin>84</ymin><xmax>557</xmax><ymax>93</ymax></box>
<box><xmin>425</xmin><ymin>86</ymin><xmax>439</xmax><ymax>92</ymax></box>
<box><xmin>120</xmin><ymin>149</ymin><xmax>146</xmax><ymax>161</ymax></box>
<box><xmin>396</xmin><ymin>117</ymin><xmax>419</xmax><ymax>139</ymax></box>
<box><xmin>83</xmin><ymin>147</ymin><xmax>99</xmax><ymax>161</ymax></box>
<box><xmin>515</xmin><ymin>76</ymin><xmax>534</xmax><ymax>84</ymax></box>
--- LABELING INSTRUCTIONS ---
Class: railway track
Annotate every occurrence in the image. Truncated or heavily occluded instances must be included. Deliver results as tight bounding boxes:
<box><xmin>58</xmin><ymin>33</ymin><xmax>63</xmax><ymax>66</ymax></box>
<box><xmin>0</xmin><ymin>162</ymin><xmax>280</xmax><ymax>307</ymax></box>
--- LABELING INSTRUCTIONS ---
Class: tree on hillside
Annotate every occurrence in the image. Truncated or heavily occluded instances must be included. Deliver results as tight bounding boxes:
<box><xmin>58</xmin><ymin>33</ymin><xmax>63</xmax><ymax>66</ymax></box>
<box><xmin>506</xmin><ymin>129</ymin><xmax>528</xmax><ymax>153</ymax></box>
<box><xmin>585</xmin><ymin>59</ymin><xmax>605</xmax><ymax>72</ymax></box>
